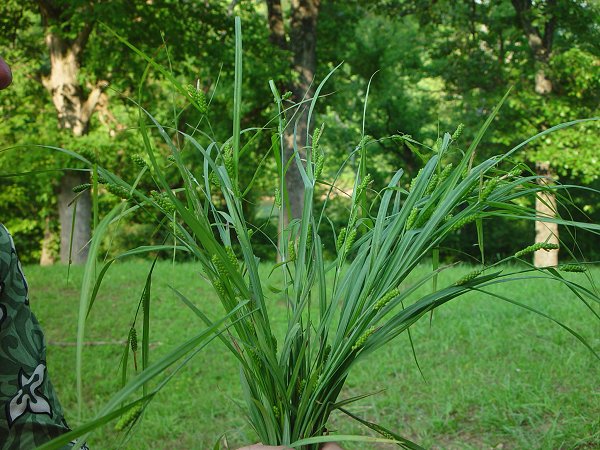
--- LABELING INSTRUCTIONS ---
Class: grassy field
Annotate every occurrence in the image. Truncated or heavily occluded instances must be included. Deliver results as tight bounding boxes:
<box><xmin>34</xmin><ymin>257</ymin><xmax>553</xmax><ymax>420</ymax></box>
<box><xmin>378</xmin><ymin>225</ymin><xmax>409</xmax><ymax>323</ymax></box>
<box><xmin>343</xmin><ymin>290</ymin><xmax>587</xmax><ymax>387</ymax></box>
<box><xmin>25</xmin><ymin>261</ymin><xmax>599</xmax><ymax>450</ymax></box>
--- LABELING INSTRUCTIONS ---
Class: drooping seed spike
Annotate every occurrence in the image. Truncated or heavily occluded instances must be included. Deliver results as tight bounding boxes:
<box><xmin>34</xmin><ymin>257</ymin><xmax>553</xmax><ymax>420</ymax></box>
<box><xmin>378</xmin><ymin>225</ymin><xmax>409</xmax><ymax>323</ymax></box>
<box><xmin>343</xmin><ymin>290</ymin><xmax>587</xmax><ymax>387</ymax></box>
<box><xmin>150</xmin><ymin>190</ymin><xmax>175</xmax><ymax>215</ymax></box>
<box><xmin>225</xmin><ymin>246</ymin><xmax>238</xmax><ymax>269</ymax></box>
<box><xmin>356</xmin><ymin>173</ymin><xmax>372</xmax><ymax>198</ymax></box>
<box><xmin>480</xmin><ymin>177</ymin><xmax>499</xmax><ymax>202</ymax></box>
<box><xmin>129</xmin><ymin>327</ymin><xmax>138</xmax><ymax>352</ymax></box>
<box><xmin>78</xmin><ymin>148</ymin><xmax>97</xmax><ymax>164</ymax></box>
<box><xmin>508</xmin><ymin>166</ymin><xmax>524</xmax><ymax>178</ymax></box>
<box><xmin>559</xmin><ymin>264</ymin><xmax>587</xmax><ymax>273</ymax></box>
<box><xmin>212</xmin><ymin>254</ymin><xmax>228</xmax><ymax>277</ymax></box>
<box><xmin>274</xmin><ymin>187</ymin><xmax>282</xmax><ymax>207</ymax></box>
<box><xmin>336</xmin><ymin>227</ymin><xmax>347</xmax><ymax>252</ymax></box>
<box><xmin>223</xmin><ymin>143</ymin><xmax>234</xmax><ymax>178</ymax></box>
<box><xmin>359</xmin><ymin>135</ymin><xmax>372</xmax><ymax>147</ymax></box>
<box><xmin>209</xmin><ymin>172</ymin><xmax>220</xmax><ymax>187</ymax></box>
<box><xmin>106</xmin><ymin>183</ymin><xmax>130</xmax><ymax>200</ymax></box>
<box><xmin>454</xmin><ymin>269</ymin><xmax>483</xmax><ymax>286</ymax></box>
<box><xmin>312</xmin><ymin>123</ymin><xmax>325</xmax><ymax>150</ymax></box>
<box><xmin>406</xmin><ymin>207</ymin><xmax>419</xmax><ymax>230</ymax></box>
<box><xmin>287</xmin><ymin>240</ymin><xmax>296</xmax><ymax>262</ymax></box>
<box><xmin>372</xmin><ymin>423</ymin><xmax>395</xmax><ymax>441</ymax></box>
<box><xmin>114</xmin><ymin>404</ymin><xmax>143</xmax><ymax>432</ymax></box>
<box><xmin>425</xmin><ymin>173</ymin><xmax>439</xmax><ymax>195</ymax></box>
<box><xmin>186</xmin><ymin>83</ymin><xmax>208</xmax><ymax>114</ymax></box>
<box><xmin>449</xmin><ymin>214</ymin><xmax>478</xmax><ymax>232</ymax></box>
<box><xmin>131</xmin><ymin>154</ymin><xmax>147</xmax><ymax>169</ymax></box>
<box><xmin>514</xmin><ymin>242</ymin><xmax>559</xmax><ymax>258</ymax></box>
<box><xmin>171</xmin><ymin>222</ymin><xmax>184</xmax><ymax>239</ymax></box>
<box><xmin>352</xmin><ymin>326</ymin><xmax>376</xmax><ymax>350</ymax></box>
<box><xmin>451</xmin><ymin>123</ymin><xmax>465</xmax><ymax>140</ymax></box>
<box><xmin>345</xmin><ymin>229</ymin><xmax>358</xmax><ymax>253</ymax></box>
<box><xmin>374</xmin><ymin>287</ymin><xmax>400</xmax><ymax>311</ymax></box>
<box><xmin>213</xmin><ymin>279</ymin><xmax>227</xmax><ymax>297</ymax></box>
<box><xmin>415</xmin><ymin>203</ymin><xmax>436</xmax><ymax>229</ymax></box>
<box><xmin>409</xmin><ymin>168</ymin><xmax>424</xmax><ymax>192</ymax></box>
<box><xmin>314</xmin><ymin>153</ymin><xmax>324</xmax><ymax>179</ymax></box>
<box><xmin>72</xmin><ymin>183</ymin><xmax>92</xmax><ymax>193</ymax></box>
<box><xmin>248</xmin><ymin>348</ymin><xmax>262</xmax><ymax>369</ymax></box>
<box><xmin>437</xmin><ymin>163</ymin><xmax>453</xmax><ymax>186</ymax></box>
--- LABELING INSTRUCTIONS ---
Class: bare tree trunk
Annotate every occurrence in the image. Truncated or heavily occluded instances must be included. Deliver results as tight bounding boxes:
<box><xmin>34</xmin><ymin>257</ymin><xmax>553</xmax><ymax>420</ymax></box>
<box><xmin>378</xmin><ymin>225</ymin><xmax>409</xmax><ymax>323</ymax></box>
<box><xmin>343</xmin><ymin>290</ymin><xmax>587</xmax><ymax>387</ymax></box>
<box><xmin>266</xmin><ymin>0</ymin><xmax>286</xmax><ymax>49</ymax></box>
<box><xmin>38</xmin><ymin>1</ymin><xmax>102</xmax><ymax>264</ymax></box>
<box><xmin>284</xmin><ymin>0</ymin><xmax>319</xmax><ymax>221</ymax></box>
<box><xmin>534</xmin><ymin>162</ymin><xmax>559</xmax><ymax>267</ymax></box>
<box><xmin>531</xmin><ymin>61</ymin><xmax>558</xmax><ymax>267</ymax></box>
<box><xmin>511</xmin><ymin>0</ymin><xmax>559</xmax><ymax>267</ymax></box>
<box><xmin>266</xmin><ymin>0</ymin><xmax>320</xmax><ymax>224</ymax></box>
<box><xmin>42</xmin><ymin>32</ymin><xmax>98</xmax><ymax>264</ymax></box>
<box><xmin>39</xmin><ymin>215</ymin><xmax>55</xmax><ymax>266</ymax></box>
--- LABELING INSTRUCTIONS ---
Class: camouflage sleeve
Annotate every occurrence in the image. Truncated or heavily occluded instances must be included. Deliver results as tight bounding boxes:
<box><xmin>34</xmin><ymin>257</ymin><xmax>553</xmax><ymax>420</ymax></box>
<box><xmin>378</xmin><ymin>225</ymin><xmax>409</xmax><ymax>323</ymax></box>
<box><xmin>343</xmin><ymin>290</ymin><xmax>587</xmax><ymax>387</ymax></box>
<box><xmin>0</xmin><ymin>224</ymin><xmax>80</xmax><ymax>449</ymax></box>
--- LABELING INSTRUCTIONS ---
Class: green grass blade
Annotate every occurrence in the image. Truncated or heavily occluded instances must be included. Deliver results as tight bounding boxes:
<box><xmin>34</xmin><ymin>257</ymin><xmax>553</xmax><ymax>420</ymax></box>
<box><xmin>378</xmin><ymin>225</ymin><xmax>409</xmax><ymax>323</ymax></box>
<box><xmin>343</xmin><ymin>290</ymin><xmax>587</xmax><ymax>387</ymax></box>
<box><xmin>67</xmin><ymin>199</ymin><xmax>77</xmax><ymax>282</ymax></box>
<box><xmin>76</xmin><ymin>205</ymin><xmax>123</xmax><ymax>419</ymax></box>
<box><xmin>338</xmin><ymin>407</ymin><xmax>425</xmax><ymax>450</ymax></box>
<box><xmin>475</xmin><ymin>287</ymin><xmax>600</xmax><ymax>360</ymax></box>
<box><xmin>233</xmin><ymin>16</ymin><xmax>242</xmax><ymax>183</ymax></box>
<box><xmin>290</xmin><ymin>434</ymin><xmax>403</xmax><ymax>448</ymax></box>
<box><xmin>476</xmin><ymin>217</ymin><xmax>484</xmax><ymax>264</ymax></box>
<box><xmin>36</xmin><ymin>397</ymin><xmax>151</xmax><ymax>450</ymax></box>
<box><xmin>141</xmin><ymin>259</ymin><xmax>157</xmax><ymax>396</ymax></box>
<box><xmin>120</xmin><ymin>331</ymin><xmax>130</xmax><ymax>389</ymax></box>
<box><xmin>86</xmin><ymin>245</ymin><xmax>184</xmax><ymax>318</ymax></box>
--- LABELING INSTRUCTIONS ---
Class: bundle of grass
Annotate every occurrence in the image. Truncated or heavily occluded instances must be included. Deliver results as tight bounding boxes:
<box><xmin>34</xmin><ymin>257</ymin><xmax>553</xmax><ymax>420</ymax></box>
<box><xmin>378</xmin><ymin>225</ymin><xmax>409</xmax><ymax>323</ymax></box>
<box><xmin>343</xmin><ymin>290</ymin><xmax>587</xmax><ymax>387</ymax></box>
<box><xmin>41</xmin><ymin>18</ymin><xmax>598</xmax><ymax>450</ymax></box>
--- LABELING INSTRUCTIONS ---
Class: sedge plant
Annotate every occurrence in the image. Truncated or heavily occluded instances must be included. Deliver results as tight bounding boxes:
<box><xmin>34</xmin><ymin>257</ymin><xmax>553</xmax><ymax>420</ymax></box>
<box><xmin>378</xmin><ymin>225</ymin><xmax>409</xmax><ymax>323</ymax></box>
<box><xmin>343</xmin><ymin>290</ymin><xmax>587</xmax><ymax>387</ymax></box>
<box><xmin>39</xmin><ymin>18</ymin><xmax>599</xmax><ymax>450</ymax></box>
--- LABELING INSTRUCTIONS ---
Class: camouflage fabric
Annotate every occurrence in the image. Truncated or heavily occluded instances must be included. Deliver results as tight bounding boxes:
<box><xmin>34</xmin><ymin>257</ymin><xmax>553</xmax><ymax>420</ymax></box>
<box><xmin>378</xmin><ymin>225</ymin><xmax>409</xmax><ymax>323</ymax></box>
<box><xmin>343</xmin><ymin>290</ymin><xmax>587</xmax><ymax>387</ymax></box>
<box><xmin>0</xmin><ymin>223</ymin><xmax>75</xmax><ymax>449</ymax></box>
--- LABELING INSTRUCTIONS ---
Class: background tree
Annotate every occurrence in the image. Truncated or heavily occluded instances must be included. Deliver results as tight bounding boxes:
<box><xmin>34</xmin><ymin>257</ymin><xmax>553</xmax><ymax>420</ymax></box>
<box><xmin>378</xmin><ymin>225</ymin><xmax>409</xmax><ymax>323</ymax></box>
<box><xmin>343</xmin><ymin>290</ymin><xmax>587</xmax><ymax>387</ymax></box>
<box><xmin>1</xmin><ymin>0</ymin><xmax>597</xmax><ymax>265</ymax></box>
<box><xmin>37</xmin><ymin>0</ymin><xmax>104</xmax><ymax>264</ymax></box>
<box><xmin>413</xmin><ymin>0</ymin><xmax>600</xmax><ymax>264</ymax></box>
<box><xmin>0</xmin><ymin>0</ymin><xmax>286</xmax><ymax>263</ymax></box>
<box><xmin>266</xmin><ymin>0</ymin><xmax>320</xmax><ymax>224</ymax></box>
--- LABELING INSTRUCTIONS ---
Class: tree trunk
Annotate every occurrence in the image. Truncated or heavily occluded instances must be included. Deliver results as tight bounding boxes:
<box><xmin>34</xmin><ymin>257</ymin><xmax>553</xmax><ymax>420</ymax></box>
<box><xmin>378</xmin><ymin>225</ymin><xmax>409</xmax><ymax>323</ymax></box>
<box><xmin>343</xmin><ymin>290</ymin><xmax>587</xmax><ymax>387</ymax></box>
<box><xmin>38</xmin><ymin>2</ymin><xmax>101</xmax><ymax>264</ymax></box>
<box><xmin>39</xmin><ymin>215</ymin><xmax>55</xmax><ymax>266</ymax></box>
<box><xmin>533</xmin><ymin>162</ymin><xmax>559</xmax><ymax>267</ymax></box>
<box><xmin>266</xmin><ymin>0</ymin><xmax>286</xmax><ymax>49</ymax></box>
<box><xmin>42</xmin><ymin>32</ymin><xmax>97</xmax><ymax>264</ymax></box>
<box><xmin>531</xmin><ymin>48</ymin><xmax>558</xmax><ymax>267</ymax></box>
<box><xmin>532</xmin><ymin>63</ymin><xmax>557</xmax><ymax>267</ymax></box>
<box><xmin>511</xmin><ymin>0</ymin><xmax>559</xmax><ymax>267</ymax></box>
<box><xmin>266</xmin><ymin>0</ymin><xmax>320</xmax><ymax>224</ymax></box>
<box><xmin>285</xmin><ymin>0</ymin><xmax>320</xmax><ymax>221</ymax></box>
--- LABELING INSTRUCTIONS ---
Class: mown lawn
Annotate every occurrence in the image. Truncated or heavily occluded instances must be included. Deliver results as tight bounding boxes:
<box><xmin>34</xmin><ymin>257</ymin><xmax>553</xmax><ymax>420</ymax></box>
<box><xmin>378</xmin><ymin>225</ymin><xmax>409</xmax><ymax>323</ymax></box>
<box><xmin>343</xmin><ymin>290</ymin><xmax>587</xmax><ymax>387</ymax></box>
<box><xmin>25</xmin><ymin>261</ymin><xmax>599</xmax><ymax>449</ymax></box>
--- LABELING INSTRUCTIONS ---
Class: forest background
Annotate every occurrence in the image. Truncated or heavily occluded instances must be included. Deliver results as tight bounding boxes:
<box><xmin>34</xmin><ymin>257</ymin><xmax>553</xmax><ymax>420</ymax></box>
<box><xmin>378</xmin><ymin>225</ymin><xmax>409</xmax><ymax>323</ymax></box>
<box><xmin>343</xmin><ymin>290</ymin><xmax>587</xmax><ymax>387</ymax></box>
<box><xmin>1</xmin><ymin>0</ymin><xmax>599</xmax><ymax>265</ymax></box>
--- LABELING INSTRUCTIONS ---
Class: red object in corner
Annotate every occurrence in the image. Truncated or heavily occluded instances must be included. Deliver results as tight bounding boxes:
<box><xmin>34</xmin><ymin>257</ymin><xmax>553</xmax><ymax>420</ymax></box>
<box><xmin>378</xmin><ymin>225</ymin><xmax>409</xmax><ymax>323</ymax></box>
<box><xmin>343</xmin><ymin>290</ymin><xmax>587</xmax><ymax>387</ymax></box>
<box><xmin>0</xmin><ymin>56</ymin><xmax>13</xmax><ymax>90</ymax></box>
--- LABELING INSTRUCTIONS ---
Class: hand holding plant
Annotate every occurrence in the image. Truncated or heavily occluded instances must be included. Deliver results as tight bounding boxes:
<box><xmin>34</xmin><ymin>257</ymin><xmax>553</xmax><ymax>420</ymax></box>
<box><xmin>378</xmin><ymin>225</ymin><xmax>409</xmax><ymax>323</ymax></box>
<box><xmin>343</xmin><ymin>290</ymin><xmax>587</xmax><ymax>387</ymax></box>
<box><xmin>237</xmin><ymin>443</ymin><xmax>343</xmax><ymax>450</ymax></box>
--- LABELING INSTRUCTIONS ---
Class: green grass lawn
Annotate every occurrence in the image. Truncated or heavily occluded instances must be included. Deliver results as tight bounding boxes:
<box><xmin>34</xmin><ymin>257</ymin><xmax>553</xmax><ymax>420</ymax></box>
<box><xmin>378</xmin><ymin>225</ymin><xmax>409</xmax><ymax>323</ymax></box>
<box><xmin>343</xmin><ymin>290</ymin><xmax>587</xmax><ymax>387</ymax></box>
<box><xmin>25</xmin><ymin>261</ymin><xmax>599</xmax><ymax>450</ymax></box>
